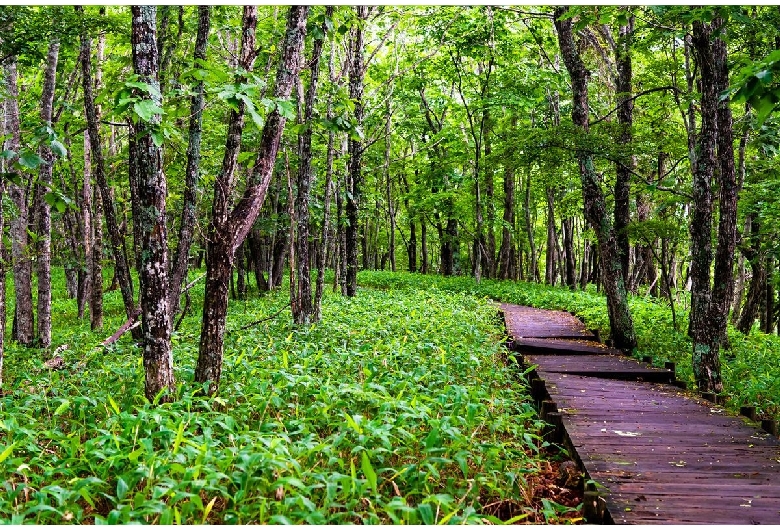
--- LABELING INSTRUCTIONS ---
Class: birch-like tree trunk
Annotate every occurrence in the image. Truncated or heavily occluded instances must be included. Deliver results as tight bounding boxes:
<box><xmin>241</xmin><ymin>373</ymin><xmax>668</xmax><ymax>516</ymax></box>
<box><xmin>35</xmin><ymin>39</ymin><xmax>60</xmax><ymax>347</ymax></box>
<box><xmin>131</xmin><ymin>5</ymin><xmax>174</xmax><ymax>402</ymax></box>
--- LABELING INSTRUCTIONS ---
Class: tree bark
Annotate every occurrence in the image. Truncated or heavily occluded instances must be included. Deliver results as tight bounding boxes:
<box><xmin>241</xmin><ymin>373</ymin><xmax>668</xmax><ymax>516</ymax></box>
<box><xmin>78</xmin><ymin>7</ymin><xmax>138</xmax><ymax>329</ymax></box>
<box><xmin>614</xmin><ymin>14</ymin><xmax>634</xmax><ymax>283</ymax></box>
<box><xmin>5</xmin><ymin>61</ymin><xmax>34</xmax><ymax>346</ymax></box>
<box><xmin>131</xmin><ymin>5</ymin><xmax>174</xmax><ymax>403</ymax></box>
<box><xmin>196</xmin><ymin>5</ymin><xmax>307</xmax><ymax>395</ymax></box>
<box><xmin>688</xmin><ymin>17</ymin><xmax>736</xmax><ymax>392</ymax></box>
<box><xmin>545</xmin><ymin>187</ymin><xmax>557</xmax><ymax>285</ymax></box>
<box><xmin>35</xmin><ymin>38</ymin><xmax>60</xmax><ymax>348</ymax></box>
<box><xmin>169</xmin><ymin>5</ymin><xmax>210</xmax><ymax>327</ymax></box>
<box><xmin>554</xmin><ymin>6</ymin><xmax>637</xmax><ymax>350</ymax></box>
<box><xmin>497</xmin><ymin>163</ymin><xmax>516</xmax><ymax>280</ymax></box>
<box><xmin>345</xmin><ymin>6</ymin><xmax>368</xmax><ymax>297</ymax></box>
<box><xmin>292</xmin><ymin>10</ymin><xmax>326</xmax><ymax>324</ymax></box>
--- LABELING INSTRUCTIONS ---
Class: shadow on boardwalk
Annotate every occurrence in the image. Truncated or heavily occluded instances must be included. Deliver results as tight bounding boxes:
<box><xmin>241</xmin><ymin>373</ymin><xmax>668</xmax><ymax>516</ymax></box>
<box><xmin>500</xmin><ymin>303</ymin><xmax>780</xmax><ymax>524</ymax></box>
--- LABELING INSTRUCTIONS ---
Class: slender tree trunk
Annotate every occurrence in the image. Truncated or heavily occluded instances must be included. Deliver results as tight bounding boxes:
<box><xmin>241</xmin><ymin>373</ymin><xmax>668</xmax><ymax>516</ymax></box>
<box><xmin>91</xmin><ymin>155</ymin><xmax>104</xmax><ymax>331</ymax></box>
<box><xmin>196</xmin><ymin>6</ymin><xmax>307</xmax><ymax>395</ymax></box>
<box><xmin>737</xmin><ymin>231</ymin><xmax>764</xmax><ymax>335</ymax></box>
<box><xmin>345</xmin><ymin>6</ymin><xmax>368</xmax><ymax>297</ymax></box>
<box><xmin>169</xmin><ymin>6</ymin><xmax>210</xmax><ymax>326</ymax></box>
<box><xmin>545</xmin><ymin>187</ymin><xmax>557</xmax><ymax>285</ymax></box>
<box><xmin>764</xmin><ymin>257</ymin><xmax>775</xmax><ymax>334</ymax></box>
<box><xmin>421</xmin><ymin>220</ymin><xmax>428</xmax><ymax>274</ymax></box>
<box><xmin>5</xmin><ymin>62</ymin><xmax>34</xmax><ymax>346</ymax></box>
<box><xmin>523</xmin><ymin>172</ymin><xmax>538</xmax><ymax>282</ymax></box>
<box><xmin>498</xmin><ymin>163</ymin><xmax>515</xmax><ymax>280</ymax></box>
<box><xmin>562</xmin><ymin>216</ymin><xmax>576</xmax><ymax>289</ymax></box>
<box><xmin>292</xmin><ymin>11</ymin><xmax>326</xmax><ymax>324</ymax></box>
<box><xmin>315</xmin><ymin>13</ymin><xmax>336</xmax><ymax>319</ymax></box>
<box><xmin>32</xmin><ymin>39</ymin><xmax>60</xmax><ymax>347</ymax></box>
<box><xmin>131</xmin><ymin>5</ymin><xmax>174</xmax><ymax>402</ymax></box>
<box><xmin>80</xmin><ymin>133</ymin><xmax>92</xmax><ymax>321</ymax></box>
<box><xmin>78</xmin><ymin>7</ymin><xmax>137</xmax><ymax>328</ymax></box>
<box><xmin>614</xmin><ymin>15</ymin><xmax>634</xmax><ymax>283</ymax></box>
<box><xmin>0</xmin><ymin>95</ymin><xmax>7</xmax><ymax>387</ymax></box>
<box><xmin>555</xmin><ymin>7</ymin><xmax>636</xmax><ymax>350</ymax></box>
<box><xmin>90</xmin><ymin>28</ymin><xmax>106</xmax><ymax>331</ymax></box>
<box><xmin>384</xmin><ymin>97</ymin><xmax>396</xmax><ymax>272</ymax></box>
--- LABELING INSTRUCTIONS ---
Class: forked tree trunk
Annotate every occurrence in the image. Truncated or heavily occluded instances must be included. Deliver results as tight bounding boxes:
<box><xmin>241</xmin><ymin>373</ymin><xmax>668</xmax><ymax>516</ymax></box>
<box><xmin>196</xmin><ymin>5</ymin><xmax>307</xmax><ymax>395</ymax></box>
<box><xmin>688</xmin><ymin>17</ymin><xmax>737</xmax><ymax>392</ymax></box>
<box><xmin>131</xmin><ymin>5</ymin><xmax>174</xmax><ymax>402</ymax></box>
<box><xmin>554</xmin><ymin>7</ymin><xmax>637</xmax><ymax>350</ymax></box>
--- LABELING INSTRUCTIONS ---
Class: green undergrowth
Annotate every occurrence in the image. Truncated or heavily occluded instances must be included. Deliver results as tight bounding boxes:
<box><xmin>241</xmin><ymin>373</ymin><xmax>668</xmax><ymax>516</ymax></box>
<box><xmin>358</xmin><ymin>271</ymin><xmax>780</xmax><ymax>421</ymax></box>
<box><xmin>0</xmin><ymin>271</ymin><xmax>569</xmax><ymax>524</ymax></box>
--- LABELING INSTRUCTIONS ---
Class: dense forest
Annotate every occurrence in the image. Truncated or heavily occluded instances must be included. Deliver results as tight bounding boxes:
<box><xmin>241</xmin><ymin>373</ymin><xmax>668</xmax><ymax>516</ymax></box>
<box><xmin>1</xmin><ymin>5</ymin><xmax>780</xmax><ymax>524</ymax></box>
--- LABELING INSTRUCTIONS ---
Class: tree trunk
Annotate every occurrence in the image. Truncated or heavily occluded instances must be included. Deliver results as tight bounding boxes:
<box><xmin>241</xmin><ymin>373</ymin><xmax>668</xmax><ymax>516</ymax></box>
<box><xmin>169</xmin><ymin>5</ymin><xmax>210</xmax><ymax>326</ymax></box>
<box><xmin>764</xmin><ymin>257</ymin><xmax>775</xmax><ymax>334</ymax></box>
<box><xmin>345</xmin><ymin>6</ymin><xmax>368</xmax><ymax>297</ymax></box>
<box><xmin>80</xmin><ymin>133</ymin><xmax>92</xmax><ymax>320</ymax></box>
<box><xmin>0</xmin><ymin>92</ymin><xmax>7</xmax><ymax>388</ymax></box>
<box><xmin>420</xmin><ymin>219</ymin><xmax>428</xmax><ymax>274</ymax></box>
<box><xmin>688</xmin><ymin>18</ymin><xmax>735</xmax><ymax>392</ymax></box>
<box><xmin>5</xmin><ymin>61</ymin><xmax>34</xmax><ymax>346</ymax></box>
<box><xmin>614</xmin><ymin>15</ymin><xmax>634</xmax><ymax>283</ymax></box>
<box><xmin>498</xmin><ymin>163</ymin><xmax>515</xmax><ymax>280</ymax></box>
<box><xmin>131</xmin><ymin>5</ymin><xmax>174</xmax><ymax>403</ymax></box>
<box><xmin>196</xmin><ymin>5</ymin><xmax>307</xmax><ymax>395</ymax></box>
<box><xmin>545</xmin><ymin>187</ymin><xmax>557</xmax><ymax>285</ymax></box>
<box><xmin>35</xmin><ymin>39</ymin><xmax>60</xmax><ymax>348</ymax></box>
<box><xmin>562</xmin><ymin>216</ymin><xmax>576</xmax><ymax>289</ymax></box>
<box><xmin>524</xmin><ymin>171</ymin><xmax>538</xmax><ymax>282</ymax></box>
<box><xmin>554</xmin><ymin>7</ymin><xmax>636</xmax><ymax>350</ymax></box>
<box><xmin>736</xmin><ymin>240</ymin><xmax>764</xmax><ymax>335</ymax></box>
<box><xmin>78</xmin><ymin>7</ymin><xmax>138</xmax><ymax>329</ymax></box>
<box><xmin>292</xmin><ymin>11</ymin><xmax>326</xmax><ymax>325</ymax></box>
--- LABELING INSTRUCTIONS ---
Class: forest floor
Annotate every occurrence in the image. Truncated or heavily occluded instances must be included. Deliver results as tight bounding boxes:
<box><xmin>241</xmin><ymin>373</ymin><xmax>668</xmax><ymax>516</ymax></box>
<box><xmin>0</xmin><ymin>269</ymin><xmax>584</xmax><ymax>524</ymax></box>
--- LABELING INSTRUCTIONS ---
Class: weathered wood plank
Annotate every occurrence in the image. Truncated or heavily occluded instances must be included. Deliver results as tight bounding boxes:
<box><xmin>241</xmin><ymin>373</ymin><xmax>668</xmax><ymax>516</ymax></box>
<box><xmin>500</xmin><ymin>302</ymin><xmax>780</xmax><ymax>524</ymax></box>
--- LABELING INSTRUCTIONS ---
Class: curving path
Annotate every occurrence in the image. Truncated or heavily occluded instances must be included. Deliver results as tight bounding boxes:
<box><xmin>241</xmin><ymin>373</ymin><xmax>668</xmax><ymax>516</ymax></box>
<box><xmin>500</xmin><ymin>303</ymin><xmax>780</xmax><ymax>524</ymax></box>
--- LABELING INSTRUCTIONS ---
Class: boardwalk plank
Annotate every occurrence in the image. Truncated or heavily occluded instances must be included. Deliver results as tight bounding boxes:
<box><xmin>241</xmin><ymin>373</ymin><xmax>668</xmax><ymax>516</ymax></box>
<box><xmin>500</xmin><ymin>303</ymin><xmax>780</xmax><ymax>524</ymax></box>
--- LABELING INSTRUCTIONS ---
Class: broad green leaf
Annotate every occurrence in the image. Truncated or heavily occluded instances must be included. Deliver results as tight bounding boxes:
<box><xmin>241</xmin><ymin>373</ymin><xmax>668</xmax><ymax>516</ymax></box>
<box><xmin>361</xmin><ymin>451</ymin><xmax>377</xmax><ymax>494</ymax></box>
<box><xmin>18</xmin><ymin>150</ymin><xmax>44</xmax><ymax>169</ymax></box>
<box><xmin>116</xmin><ymin>477</ymin><xmax>128</xmax><ymax>501</ymax></box>
<box><xmin>133</xmin><ymin>99</ymin><xmax>164</xmax><ymax>122</ymax></box>
<box><xmin>49</xmin><ymin>140</ymin><xmax>67</xmax><ymax>158</ymax></box>
<box><xmin>0</xmin><ymin>443</ymin><xmax>16</xmax><ymax>464</ymax></box>
<box><xmin>53</xmin><ymin>399</ymin><xmax>71</xmax><ymax>416</ymax></box>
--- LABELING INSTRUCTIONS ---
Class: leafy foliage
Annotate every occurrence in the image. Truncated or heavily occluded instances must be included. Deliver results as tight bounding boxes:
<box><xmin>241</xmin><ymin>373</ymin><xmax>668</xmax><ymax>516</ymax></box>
<box><xmin>0</xmin><ymin>270</ymin><xmax>560</xmax><ymax>524</ymax></box>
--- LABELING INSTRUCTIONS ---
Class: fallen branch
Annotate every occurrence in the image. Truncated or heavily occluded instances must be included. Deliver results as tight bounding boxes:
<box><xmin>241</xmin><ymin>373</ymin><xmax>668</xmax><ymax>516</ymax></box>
<box><xmin>232</xmin><ymin>302</ymin><xmax>291</xmax><ymax>333</ymax></box>
<box><xmin>102</xmin><ymin>307</ymin><xmax>142</xmax><ymax>346</ymax></box>
<box><xmin>102</xmin><ymin>274</ymin><xmax>207</xmax><ymax>346</ymax></box>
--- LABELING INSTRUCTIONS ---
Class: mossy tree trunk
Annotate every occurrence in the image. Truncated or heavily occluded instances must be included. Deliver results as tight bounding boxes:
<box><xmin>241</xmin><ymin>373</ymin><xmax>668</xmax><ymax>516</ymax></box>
<box><xmin>554</xmin><ymin>6</ymin><xmax>637</xmax><ymax>351</ymax></box>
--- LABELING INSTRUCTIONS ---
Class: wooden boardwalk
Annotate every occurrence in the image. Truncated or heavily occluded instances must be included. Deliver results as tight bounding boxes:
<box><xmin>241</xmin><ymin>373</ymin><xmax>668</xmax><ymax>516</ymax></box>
<box><xmin>500</xmin><ymin>303</ymin><xmax>780</xmax><ymax>524</ymax></box>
